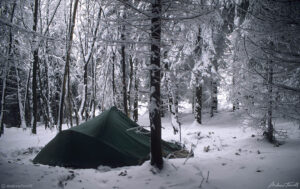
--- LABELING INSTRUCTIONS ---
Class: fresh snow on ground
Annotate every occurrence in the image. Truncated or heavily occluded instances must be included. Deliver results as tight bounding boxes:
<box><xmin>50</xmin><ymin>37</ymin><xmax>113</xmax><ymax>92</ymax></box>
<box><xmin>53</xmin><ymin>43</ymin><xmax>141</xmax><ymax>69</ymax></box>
<box><xmin>1</xmin><ymin>107</ymin><xmax>300</xmax><ymax>189</ymax></box>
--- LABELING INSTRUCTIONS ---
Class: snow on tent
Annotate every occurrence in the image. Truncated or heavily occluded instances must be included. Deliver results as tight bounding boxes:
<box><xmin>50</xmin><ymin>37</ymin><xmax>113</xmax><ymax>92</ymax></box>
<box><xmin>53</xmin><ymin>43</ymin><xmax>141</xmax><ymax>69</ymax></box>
<box><xmin>33</xmin><ymin>107</ymin><xmax>189</xmax><ymax>168</ymax></box>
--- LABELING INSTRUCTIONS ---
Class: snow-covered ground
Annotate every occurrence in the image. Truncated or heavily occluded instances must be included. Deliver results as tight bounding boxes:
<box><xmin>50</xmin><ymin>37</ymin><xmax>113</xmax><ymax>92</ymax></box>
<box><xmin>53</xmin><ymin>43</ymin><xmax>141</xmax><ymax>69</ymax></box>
<box><xmin>1</xmin><ymin>107</ymin><xmax>300</xmax><ymax>189</ymax></box>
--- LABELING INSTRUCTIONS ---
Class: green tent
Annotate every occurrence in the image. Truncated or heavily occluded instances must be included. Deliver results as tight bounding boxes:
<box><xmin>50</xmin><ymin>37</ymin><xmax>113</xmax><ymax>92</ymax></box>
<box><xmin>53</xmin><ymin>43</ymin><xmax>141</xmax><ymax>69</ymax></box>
<box><xmin>33</xmin><ymin>107</ymin><xmax>184</xmax><ymax>168</ymax></box>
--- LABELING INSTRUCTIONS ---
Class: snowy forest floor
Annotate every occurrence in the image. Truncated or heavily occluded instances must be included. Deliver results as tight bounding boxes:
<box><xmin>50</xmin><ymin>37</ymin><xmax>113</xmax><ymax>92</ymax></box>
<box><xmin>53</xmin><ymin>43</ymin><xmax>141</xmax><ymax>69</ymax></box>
<box><xmin>0</xmin><ymin>107</ymin><xmax>300</xmax><ymax>189</ymax></box>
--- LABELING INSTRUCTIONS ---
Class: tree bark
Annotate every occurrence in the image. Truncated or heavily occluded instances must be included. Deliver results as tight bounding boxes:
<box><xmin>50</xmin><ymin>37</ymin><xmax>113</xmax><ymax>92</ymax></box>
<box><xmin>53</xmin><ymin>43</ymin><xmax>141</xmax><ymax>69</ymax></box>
<box><xmin>1</xmin><ymin>1</ymin><xmax>17</xmax><ymax>136</ymax></box>
<box><xmin>32</xmin><ymin>0</ymin><xmax>39</xmax><ymax>134</ymax></box>
<box><xmin>128</xmin><ymin>55</ymin><xmax>134</xmax><ymax>117</ymax></box>
<box><xmin>37</xmin><ymin>62</ymin><xmax>51</xmax><ymax>128</ymax></box>
<box><xmin>121</xmin><ymin>31</ymin><xmax>128</xmax><ymax>116</ymax></box>
<box><xmin>0</xmin><ymin>63</ymin><xmax>8</xmax><ymax>136</ymax></box>
<box><xmin>82</xmin><ymin>61</ymin><xmax>88</xmax><ymax>121</ymax></box>
<box><xmin>192</xmin><ymin>87</ymin><xmax>195</xmax><ymax>114</ymax></box>
<box><xmin>150</xmin><ymin>0</ymin><xmax>163</xmax><ymax>170</ymax></box>
<box><xmin>212</xmin><ymin>63</ymin><xmax>218</xmax><ymax>113</ymax></box>
<box><xmin>67</xmin><ymin>66</ymin><xmax>73</xmax><ymax>127</ymax></box>
<box><xmin>44</xmin><ymin>46</ymin><xmax>54</xmax><ymax>127</ymax></box>
<box><xmin>133</xmin><ymin>61</ymin><xmax>139</xmax><ymax>122</ymax></box>
<box><xmin>232</xmin><ymin>76</ymin><xmax>236</xmax><ymax>111</ymax></box>
<box><xmin>209</xmin><ymin>66</ymin><xmax>214</xmax><ymax>118</ymax></box>
<box><xmin>112</xmin><ymin>51</ymin><xmax>116</xmax><ymax>106</ymax></box>
<box><xmin>266</xmin><ymin>60</ymin><xmax>274</xmax><ymax>143</ymax></box>
<box><xmin>24</xmin><ymin>69</ymin><xmax>31</xmax><ymax>127</ymax></box>
<box><xmin>90</xmin><ymin>57</ymin><xmax>96</xmax><ymax>118</ymax></box>
<box><xmin>195</xmin><ymin>84</ymin><xmax>202</xmax><ymax>124</ymax></box>
<box><xmin>15</xmin><ymin>63</ymin><xmax>26</xmax><ymax>129</ymax></box>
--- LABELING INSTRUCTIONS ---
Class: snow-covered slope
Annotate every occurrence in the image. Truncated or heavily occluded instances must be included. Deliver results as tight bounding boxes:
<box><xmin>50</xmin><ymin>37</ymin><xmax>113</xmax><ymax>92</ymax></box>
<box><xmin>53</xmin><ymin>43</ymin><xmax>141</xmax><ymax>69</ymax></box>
<box><xmin>0</xmin><ymin>110</ymin><xmax>299</xmax><ymax>189</ymax></box>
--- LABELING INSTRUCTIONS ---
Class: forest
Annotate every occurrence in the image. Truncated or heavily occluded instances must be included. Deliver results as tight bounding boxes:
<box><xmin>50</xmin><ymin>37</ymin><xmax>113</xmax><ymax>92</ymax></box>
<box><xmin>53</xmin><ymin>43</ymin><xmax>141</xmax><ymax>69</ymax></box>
<box><xmin>0</xmin><ymin>0</ymin><xmax>300</xmax><ymax>188</ymax></box>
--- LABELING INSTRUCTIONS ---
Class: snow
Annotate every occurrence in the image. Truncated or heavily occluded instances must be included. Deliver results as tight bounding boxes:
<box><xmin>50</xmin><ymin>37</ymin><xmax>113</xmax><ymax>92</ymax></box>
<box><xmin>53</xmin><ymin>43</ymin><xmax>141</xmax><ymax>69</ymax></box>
<box><xmin>1</xmin><ymin>107</ymin><xmax>300</xmax><ymax>189</ymax></box>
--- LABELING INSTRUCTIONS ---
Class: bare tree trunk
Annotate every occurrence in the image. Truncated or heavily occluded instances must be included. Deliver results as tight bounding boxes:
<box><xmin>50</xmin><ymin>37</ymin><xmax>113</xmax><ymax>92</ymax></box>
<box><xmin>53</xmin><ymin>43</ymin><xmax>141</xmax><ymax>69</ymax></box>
<box><xmin>90</xmin><ymin>57</ymin><xmax>96</xmax><ymax>118</ymax></box>
<box><xmin>165</xmin><ymin>62</ymin><xmax>173</xmax><ymax>113</ymax></box>
<box><xmin>112</xmin><ymin>51</ymin><xmax>116</xmax><ymax>106</ymax></box>
<box><xmin>37</xmin><ymin>63</ymin><xmax>51</xmax><ymax>128</ymax></box>
<box><xmin>0</xmin><ymin>63</ymin><xmax>8</xmax><ymax>136</ymax></box>
<box><xmin>15</xmin><ymin>63</ymin><xmax>26</xmax><ymax>129</ymax></box>
<box><xmin>24</xmin><ymin>69</ymin><xmax>31</xmax><ymax>127</ymax></box>
<box><xmin>67</xmin><ymin>66</ymin><xmax>73</xmax><ymax>127</ymax></box>
<box><xmin>150</xmin><ymin>0</ymin><xmax>163</xmax><ymax>170</ymax></box>
<box><xmin>128</xmin><ymin>55</ymin><xmax>134</xmax><ymax>117</ymax></box>
<box><xmin>44</xmin><ymin>48</ymin><xmax>54</xmax><ymax>127</ymax></box>
<box><xmin>32</xmin><ymin>0</ymin><xmax>39</xmax><ymax>134</ymax></box>
<box><xmin>232</xmin><ymin>76</ymin><xmax>236</xmax><ymax>111</ymax></box>
<box><xmin>1</xmin><ymin>1</ymin><xmax>17</xmax><ymax>136</ymax></box>
<box><xmin>194</xmin><ymin>26</ymin><xmax>202</xmax><ymax>120</ymax></box>
<box><xmin>266</xmin><ymin>60</ymin><xmax>274</xmax><ymax>143</ymax></box>
<box><xmin>209</xmin><ymin>66</ymin><xmax>214</xmax><ymax>118</ymax></box>
<box><xmin>192</xmin><ymin>87</ymin><xmax>195</xmax><ymax>114</ymax></box>
<box><xmin>58</xmin><ymin>0</ymin><xmax>79</xmax><ymax>132</ymax></box>
<box><xmin>174</xmin><ymin>84</ymin><xmax>179</xmax><ymax>116</ymax></box>
<box><xmin>121</xmin><ymin>32</ymin><xmax>128</xmax><ymax>116</ymax></box>
<box><xmin>170</xmin><ymin>75</ymin><xmax>180</xmax><ymax>134</ymax></box>
<box><xmin>212</xmin><ymin>63</ymin><xmax>218</xmax><ymax>113</ymax></box>
<box><xmin>133</xmin><ymin>61</ymin><xmax>139</xmax><ymax>122</ymax></box>
<box><xmin>71</xmin><ymin>95</ymin><xmax>79</xmax><ymax>126</ymax></box>
<box><xmin>78</xmin><ymin>7</ymin><xmax>101</xmax><ymax>120</ymax></box>
<box><xmin>195</xmin><ymin>84</ymin><xmax>202</xmax><ymax>124</ymax></box>
<box><xmin>82</xmin><ymin>61</ymin><xmax>88</xmax><ymax>121</ymax></box>
<box><xmin>172</xmin><ymin>92</ymin><xmax>182</xmax><ymax>142</ymax></box>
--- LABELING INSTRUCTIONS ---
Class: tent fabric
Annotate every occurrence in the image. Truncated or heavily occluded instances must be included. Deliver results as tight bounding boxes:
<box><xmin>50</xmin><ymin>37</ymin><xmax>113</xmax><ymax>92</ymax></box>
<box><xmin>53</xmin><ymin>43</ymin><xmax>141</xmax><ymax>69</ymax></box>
<box><xmin>33</xmin><ymin>107</ymin><xmax>183</xmax><ymax>168</ymax></box>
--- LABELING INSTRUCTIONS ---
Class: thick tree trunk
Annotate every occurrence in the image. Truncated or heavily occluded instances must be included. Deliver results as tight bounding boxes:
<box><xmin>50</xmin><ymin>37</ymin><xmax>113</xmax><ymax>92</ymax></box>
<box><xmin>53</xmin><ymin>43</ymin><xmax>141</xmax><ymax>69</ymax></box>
<box><xmin>32</xmin><ymin>0</ymin><xmax>39</xmax><ymax>134</ymax></box>
<box><xmin>150</xmin><ymin>0</ymin><xmax>163</xmax><ymax>170</ymax></box>
<box><xmin>58</xmin><ymin>0</ymin><xmax>79</xmax><ymax>132</ymax></box>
